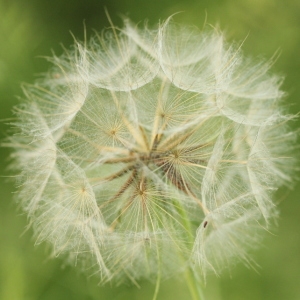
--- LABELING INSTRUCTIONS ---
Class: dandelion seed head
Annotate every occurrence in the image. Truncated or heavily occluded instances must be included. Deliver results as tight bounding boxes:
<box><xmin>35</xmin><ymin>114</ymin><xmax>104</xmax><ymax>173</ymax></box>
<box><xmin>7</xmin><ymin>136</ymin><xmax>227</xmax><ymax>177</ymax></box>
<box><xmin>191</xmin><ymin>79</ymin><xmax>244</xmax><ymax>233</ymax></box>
<box><xmin>6</xmin><ymin>17</ymin><xmax>297</xmax><ymax>283</ymax></box>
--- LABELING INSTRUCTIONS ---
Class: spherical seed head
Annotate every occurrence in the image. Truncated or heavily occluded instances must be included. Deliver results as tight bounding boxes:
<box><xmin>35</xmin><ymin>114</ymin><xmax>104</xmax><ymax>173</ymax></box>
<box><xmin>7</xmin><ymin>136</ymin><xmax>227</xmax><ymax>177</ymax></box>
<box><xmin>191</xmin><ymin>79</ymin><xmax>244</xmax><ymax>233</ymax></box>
<box><xmin>8</xmin><ymin>17</ymin><xmax>297</xmax><ymax>283</ymax></box>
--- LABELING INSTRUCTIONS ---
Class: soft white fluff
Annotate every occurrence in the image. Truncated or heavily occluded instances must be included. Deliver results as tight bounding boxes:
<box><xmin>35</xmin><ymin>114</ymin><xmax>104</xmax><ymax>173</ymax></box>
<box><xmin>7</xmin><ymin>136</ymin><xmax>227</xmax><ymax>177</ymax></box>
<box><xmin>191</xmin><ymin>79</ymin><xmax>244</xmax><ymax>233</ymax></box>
<box><xmin>7</xmin><ymin>17</ymin><xmax>297</xmax><ymax>284</ymax></box>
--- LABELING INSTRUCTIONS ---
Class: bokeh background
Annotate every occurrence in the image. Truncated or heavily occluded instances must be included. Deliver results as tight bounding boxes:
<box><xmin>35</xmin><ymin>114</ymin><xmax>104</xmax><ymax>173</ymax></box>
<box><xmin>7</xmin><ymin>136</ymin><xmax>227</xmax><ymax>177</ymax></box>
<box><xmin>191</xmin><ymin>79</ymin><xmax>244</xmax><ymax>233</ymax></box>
<box><xmin>0</xmin><ymin>0</ymin><xmax>299</xmax><ymax>299</ymax></box>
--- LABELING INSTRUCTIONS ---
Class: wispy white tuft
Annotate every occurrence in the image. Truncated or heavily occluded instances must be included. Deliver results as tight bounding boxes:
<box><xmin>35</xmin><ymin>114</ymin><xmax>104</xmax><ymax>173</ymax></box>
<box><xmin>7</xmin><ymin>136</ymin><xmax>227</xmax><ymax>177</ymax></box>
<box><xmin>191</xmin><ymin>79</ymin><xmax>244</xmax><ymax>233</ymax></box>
<box><xmin>5</xmin><ymin>16</ymin><xmax>297</xmax><ymax>284</ymax></box>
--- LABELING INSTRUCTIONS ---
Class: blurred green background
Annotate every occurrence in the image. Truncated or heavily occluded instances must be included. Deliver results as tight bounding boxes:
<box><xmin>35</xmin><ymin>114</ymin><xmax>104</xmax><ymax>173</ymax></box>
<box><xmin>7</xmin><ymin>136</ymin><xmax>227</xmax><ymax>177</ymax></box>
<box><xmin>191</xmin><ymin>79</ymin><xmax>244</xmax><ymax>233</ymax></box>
<box><xmin>0</xmin><ymin>0</ymin><xmax>299</xmax><ymax>299</ymax></box>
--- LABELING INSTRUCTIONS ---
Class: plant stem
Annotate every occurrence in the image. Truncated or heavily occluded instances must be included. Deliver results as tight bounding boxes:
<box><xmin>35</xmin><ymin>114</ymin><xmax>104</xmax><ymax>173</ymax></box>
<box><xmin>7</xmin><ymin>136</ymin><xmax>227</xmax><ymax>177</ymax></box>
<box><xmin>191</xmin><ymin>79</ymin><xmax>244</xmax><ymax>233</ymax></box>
<box><xmin>184</xmin><ymin>266</ymin><xmax>205</xmax><ymax>300</ymax></box>
<box><xmin>173</xmin><ymin>199</ymin><xmax>205</xmax><ymax>300</ymax></box>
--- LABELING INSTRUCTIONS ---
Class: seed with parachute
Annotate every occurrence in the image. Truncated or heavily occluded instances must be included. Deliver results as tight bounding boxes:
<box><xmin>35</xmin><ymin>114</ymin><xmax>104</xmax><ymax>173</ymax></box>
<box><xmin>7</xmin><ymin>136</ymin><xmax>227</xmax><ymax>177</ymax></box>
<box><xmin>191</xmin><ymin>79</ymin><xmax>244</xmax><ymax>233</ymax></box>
<box><xmin>5</xmin><ymin>16</ymin><xmax>297</xmax><ymax>284</ymax></box>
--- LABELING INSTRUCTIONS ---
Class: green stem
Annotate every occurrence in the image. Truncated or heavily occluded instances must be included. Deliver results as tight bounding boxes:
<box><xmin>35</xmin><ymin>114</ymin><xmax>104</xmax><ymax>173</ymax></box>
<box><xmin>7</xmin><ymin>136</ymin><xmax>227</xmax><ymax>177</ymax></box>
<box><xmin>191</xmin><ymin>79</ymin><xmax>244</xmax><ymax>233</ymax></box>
<box><xmin>184</xmin><ymin>266</ymin><xmax>205</xmax><ymax>300</ymax></box>
<box><xmin>173</xmin><ymin>199</ymin><xmax>205</xmax><ymax>300</ymax></box>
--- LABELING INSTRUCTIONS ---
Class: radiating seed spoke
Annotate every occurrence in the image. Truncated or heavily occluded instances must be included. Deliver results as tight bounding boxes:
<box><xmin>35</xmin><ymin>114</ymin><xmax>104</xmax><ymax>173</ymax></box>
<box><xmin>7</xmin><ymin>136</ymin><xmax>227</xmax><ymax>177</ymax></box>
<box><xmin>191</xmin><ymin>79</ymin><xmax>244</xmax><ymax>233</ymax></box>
<box><xmin>99</xmin><ymin>168</ymin><xmax>137</xmax><ymax>209</ymax></box>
